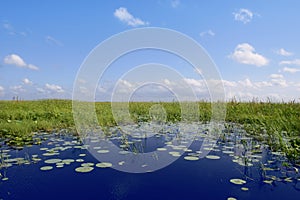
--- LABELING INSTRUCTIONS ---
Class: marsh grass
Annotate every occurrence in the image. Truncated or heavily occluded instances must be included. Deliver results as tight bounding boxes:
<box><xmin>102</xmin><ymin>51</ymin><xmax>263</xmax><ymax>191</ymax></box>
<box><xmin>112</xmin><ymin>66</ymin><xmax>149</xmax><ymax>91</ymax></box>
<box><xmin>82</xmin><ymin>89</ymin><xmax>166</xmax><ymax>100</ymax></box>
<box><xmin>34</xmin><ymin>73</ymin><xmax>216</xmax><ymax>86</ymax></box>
<box><xmin>0</xmin><ymin>99</ymin><xmax>299</xmax><ymax>161</ymax></box>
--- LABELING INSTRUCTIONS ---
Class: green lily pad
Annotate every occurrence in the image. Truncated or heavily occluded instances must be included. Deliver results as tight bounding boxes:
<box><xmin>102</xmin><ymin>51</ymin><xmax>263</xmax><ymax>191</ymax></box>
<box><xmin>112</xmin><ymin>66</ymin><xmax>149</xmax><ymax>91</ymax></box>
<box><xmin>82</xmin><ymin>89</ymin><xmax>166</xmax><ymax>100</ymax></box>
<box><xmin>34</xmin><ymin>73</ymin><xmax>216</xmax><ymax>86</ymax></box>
<box><xmin>96</xmin><ymin>162</ymin><xmax>113</xmax><ymax>168</ymax></box>
<box><xmin>230</xmin><ymin>178</ymin><xmax>246</xmax><ymax>185</ymax></box>
<box><xmin>75</xmin><ymin>166</ymin><xmax>94</xmax><ymax>173</ymax></box>
<box><xmin>44</xmin><ymin>159</ymin><xmax>62</xmax><ymax>164</ymax></box>
<box><xmin>205</xmin><ymin>155</ymin><xmax>220</xmax><ymax>160</ymax></box>
<box><xmin>62</xmin><ymin>159</ymin><xmax>75</xmax><ymax>164</ymax></box>
<box><xmin>76</xmin><ymin>159</ymin><xmax>84</xmax><ymax>162</ymax></box>
<box><xmin>184</xmin><ymin>156</ymin><xmax>199</xmax><ymax>161</ymax></box>
<box><xmin>97</xmin><ymin>150</ymin><xmax>110</xmax><ymax>154</ymax></box>
<box><xmin>241</xmin><ymin>187</ymin><xmax>249</xmax><ymax>191</ymax></box>
<box><xmin>40</xmin><ymin>166</ymin><xmax>53</xmax><ymax>171</ymax></box>
<box><xmin>227</xmin><ymin>197</ymin><xmax>237</xmax><ymax>200</ymax></box>
<box><xmin>157</xmin><ymin>148</ymin><xmax>167</xmax><ymax>151</ymax></box>
<box><xmin>263</xmin><ymin>180</ymin><xmax>273</xmax><ymax>184</ymax></box>
<box><xmin>81</xmin><ymin>162</ymin><xmax>95</xmax><ymax>167</ymax></box>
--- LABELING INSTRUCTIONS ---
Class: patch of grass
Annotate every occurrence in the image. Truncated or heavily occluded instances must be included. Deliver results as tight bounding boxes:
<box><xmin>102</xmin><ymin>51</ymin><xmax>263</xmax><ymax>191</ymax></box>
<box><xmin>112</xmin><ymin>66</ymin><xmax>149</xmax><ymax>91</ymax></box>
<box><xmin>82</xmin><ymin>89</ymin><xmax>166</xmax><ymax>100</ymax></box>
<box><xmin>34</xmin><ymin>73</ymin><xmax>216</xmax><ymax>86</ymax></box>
<box><xmin>0</xmin><ymin>99</ymin><xmax>299</xmax><ymax>161</ymax></box>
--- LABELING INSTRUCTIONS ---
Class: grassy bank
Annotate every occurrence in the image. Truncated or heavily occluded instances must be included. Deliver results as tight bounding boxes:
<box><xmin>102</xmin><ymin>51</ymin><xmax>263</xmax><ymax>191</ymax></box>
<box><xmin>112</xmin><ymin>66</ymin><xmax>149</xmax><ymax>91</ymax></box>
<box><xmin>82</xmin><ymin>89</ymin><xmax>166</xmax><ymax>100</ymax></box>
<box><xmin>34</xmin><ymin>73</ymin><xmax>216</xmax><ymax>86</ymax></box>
<box><xmin>0</xmin><ymin>99</ymin><xmax>299</xmax><ymax>160</ymax></box>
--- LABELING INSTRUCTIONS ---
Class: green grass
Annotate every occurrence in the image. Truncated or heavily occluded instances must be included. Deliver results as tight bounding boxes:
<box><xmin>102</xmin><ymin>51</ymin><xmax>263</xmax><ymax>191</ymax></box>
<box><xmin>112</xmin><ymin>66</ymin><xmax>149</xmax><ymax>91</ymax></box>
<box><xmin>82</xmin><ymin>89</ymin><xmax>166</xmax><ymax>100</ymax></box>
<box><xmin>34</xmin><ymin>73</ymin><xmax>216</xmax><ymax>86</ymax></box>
<box><xmin>0</xmin><ymin>99</ymin><xmax>299</xmax><ymax>161</ymax></box>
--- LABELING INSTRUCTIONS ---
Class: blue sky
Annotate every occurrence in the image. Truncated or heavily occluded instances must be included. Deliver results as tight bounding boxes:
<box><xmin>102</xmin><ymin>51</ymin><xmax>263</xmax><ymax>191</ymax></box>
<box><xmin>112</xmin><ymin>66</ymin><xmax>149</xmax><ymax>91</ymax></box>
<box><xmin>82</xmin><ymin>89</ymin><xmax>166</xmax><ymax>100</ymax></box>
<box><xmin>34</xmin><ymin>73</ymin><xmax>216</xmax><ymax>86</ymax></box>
<box><xmin>1</xmin><ymin>0</ymin><xmax>300</xmax><ymax>101</ymax></box>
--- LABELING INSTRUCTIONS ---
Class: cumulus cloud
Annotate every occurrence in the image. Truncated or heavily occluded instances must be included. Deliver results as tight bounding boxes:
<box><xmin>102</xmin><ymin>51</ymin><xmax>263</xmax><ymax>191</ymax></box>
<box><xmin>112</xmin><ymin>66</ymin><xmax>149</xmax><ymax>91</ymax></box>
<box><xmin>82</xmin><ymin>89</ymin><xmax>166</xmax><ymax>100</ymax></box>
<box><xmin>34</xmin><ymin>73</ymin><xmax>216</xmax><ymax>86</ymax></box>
<box><xmin>233</xmin><ymin>8</ymin><xmax>254</xmax><ymax>24</ymax></box>
<box><xmin>269</xmin><ymin>74</ymin><xmax>287</xmax><ymax>87</ymax></box>
<box><xmin>282</xmin><ymin>67</ymin><xmax>300</xmax><ymax>73</ymax></box>
<box><xmin>279</xmin><ymin>59</ymin><xmax>300</xmax><ymax>66</ymax></box>
<box><xmin>10</xmin><ymin>85</ymin><xmax>26</xmax><ymax>93</ymax></box>
<box><xmin>114</xmin><ymin>7</ymin><xmax>148</xmax><ymax>27</ymax></box>
<box><xmin>276</xmin><ymin>48</ymin><xmax>293</xmax><ymax>56</ymax></box>
<box><xmin>229</xmin><ymin>43</ymin><xmax>269</xmax><ymax>67</ymax></box>
<box><xmin>200</xmin><ymin>30</ymin><xmax>215</xmax><ymax>37</ymax></box>
<box><xmin>45</xmin><ymin>83</ymin><xmax>64</xmax><ymax>93</ymax></box>
<box><xmin>3</xmin><ymin>54</ymin><xmax>39</xmax><ymax>70</ymax></box>
<box><xmin>22</xmin><ymin>78</ymin><xmax>33</xmax><ymax>85</ymax></box>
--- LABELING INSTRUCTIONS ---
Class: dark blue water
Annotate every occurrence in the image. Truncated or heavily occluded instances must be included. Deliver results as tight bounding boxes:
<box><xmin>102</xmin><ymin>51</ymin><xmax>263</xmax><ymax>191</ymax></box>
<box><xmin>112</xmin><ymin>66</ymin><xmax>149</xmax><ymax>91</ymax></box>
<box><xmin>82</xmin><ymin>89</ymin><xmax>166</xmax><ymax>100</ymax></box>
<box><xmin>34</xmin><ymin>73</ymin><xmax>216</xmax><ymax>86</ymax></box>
<box><xmin>1</xmin><ymin>131</ymin><xmax>300</xmax><ymax>200</ymax></box>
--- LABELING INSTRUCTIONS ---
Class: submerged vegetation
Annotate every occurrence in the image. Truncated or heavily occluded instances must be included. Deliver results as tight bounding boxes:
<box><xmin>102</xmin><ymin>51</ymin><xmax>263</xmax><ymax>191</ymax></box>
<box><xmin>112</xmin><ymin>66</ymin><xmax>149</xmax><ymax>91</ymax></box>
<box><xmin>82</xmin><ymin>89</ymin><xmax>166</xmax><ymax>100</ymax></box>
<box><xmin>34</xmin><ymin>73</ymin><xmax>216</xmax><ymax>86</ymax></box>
<box><xmin>0</xmin><ymin>99</ymin><xmax>299</xmax><ymax>162</ymax></box>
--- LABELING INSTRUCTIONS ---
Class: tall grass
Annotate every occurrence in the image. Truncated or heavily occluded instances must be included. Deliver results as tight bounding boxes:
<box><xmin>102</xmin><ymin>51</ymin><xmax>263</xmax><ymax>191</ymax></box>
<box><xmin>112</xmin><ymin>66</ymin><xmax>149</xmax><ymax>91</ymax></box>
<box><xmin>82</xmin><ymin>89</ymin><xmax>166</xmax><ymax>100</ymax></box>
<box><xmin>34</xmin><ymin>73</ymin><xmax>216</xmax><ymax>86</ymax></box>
<box><xmin>0</xmin><ymin>99</ymin><xmax>299</xmax><ymax>160</ymax></box>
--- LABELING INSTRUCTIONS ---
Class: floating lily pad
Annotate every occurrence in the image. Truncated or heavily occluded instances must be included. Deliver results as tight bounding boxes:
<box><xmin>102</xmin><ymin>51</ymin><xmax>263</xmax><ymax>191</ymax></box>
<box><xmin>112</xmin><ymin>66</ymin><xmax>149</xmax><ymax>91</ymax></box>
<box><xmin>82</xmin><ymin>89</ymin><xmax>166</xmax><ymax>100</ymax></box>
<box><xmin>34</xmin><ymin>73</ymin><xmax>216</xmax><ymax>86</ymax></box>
<box><xmin>184</xmin><ymin>156</ymin><xmax>199</xmax><ymax>161</ymax></box>
<box><xmin>205</xmin><ymin>155</ymin><xmax>220</xmax><ymax>160</ymax></box>
<box><xmin>169</xmin><ymin>151</ymin><xmax>181</xmax><ymax>157</ymax></box>
<box><xmin>227</xmin><ymin>198</ymin><xmax>237</xmax><ymax>200</ymax></box>
<box><xmin>230</xmin><ymin>178</ymin><xmax>246</xmax><ymax>185</ymax></box>
<box><xmin>62</xmin><ymin>159</ymin><xmax>75</xmax><ymax>164</ymax></box>
<box><xmin>42</xmin><ymin>152</ymin><xmax>59</xmax><ymax>156</ymax></box>
<box><xmin>97</xmin><ymin>150</ymin><xmax>110</xmax><ymax>154</ymax></box>
<box><xmin>81</xmin><ymin>162</ymin><xmax>95</xmax><ymax>167</ymax></box>
<box><xmin>118</xmin><ymin>161</ymin><xmax>125</xmax><ymax>166</ymax></box>
<box><xmin>44</xmin><ymin>159</ymin><xmax>62</xmax><ymax>164</ymax></box>
<box><xmin>40</xmin><ymin>166</ymin><xmax>53</xmax><ymax>171</ymax></box>
<box><xmin>157</xmin><ymin>148</ymin><xmax>167</xmax><ymax>151</ymax></box>
<box><xmin>96</xmin><ymin>162</ymin><xmax>113</xmax><ymax>168</ymax></box>
<box><xmin>241</xmin><ymin>187</ymin><xmax>249</xmax><ymax>191</ymax></box>
<box><xmin>263</xmin><ymin>180</ymin><xmax>273</xmax><ymax>184</ymax></box>
<box><xmin>2</xmin><ymin>177</ymin><xmax>9</xmax><ymax>181</ymax></box>
<box><xmin>79</xmin><ymin>154</ymin><xmax>86</xmax><ymax>157</ymax></box>
<box><xmin>75</xmin><ymin>166</ymin><xmax>94</xmax><ymax>173</ymax></box>
<box><xmin>76</xmin><ymin>159</ymin><xmax>84</xmax><ymax>162</ymax></box>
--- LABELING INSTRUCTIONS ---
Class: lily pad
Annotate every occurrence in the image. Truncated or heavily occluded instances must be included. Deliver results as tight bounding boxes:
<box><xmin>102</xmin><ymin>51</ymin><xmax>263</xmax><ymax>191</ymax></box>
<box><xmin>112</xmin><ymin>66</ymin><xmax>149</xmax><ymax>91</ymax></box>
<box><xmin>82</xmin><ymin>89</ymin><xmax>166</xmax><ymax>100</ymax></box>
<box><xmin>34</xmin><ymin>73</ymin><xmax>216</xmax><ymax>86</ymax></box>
<box><xmin>97</xmin><ymin>150</ymin><xmax>110</xmax><ymax>154</ymax></box>
<box><xmin>81</xmin><ymin>162</ymin><xmax>95</xmax><ymax>167</ymax></box>
<box><xmin>227</xmin><ymin>198</ymin><xmax>237</xmax><ymax>200</ymax></box>
<box><xmin>184</xmin><ymin>156</ymin><xmax>199</xmax><ymax>161</ymax></box>
<box><xmin>44</xmin><ymin>159</ymin><xmax>62</xmax><ymax>164</ymax></box>
<box><xmin>96</xmin><ymin>162</ymin><xmax>113</xmax><ymax>168</ymax></box>
<box><xmin>205</xmin><ymin>155</ymin><xmax>220</xmax><ymax>160</ymax></box>
<box><xmin>230</xmin><ymin>178</ymin><xmax>246</xmax><ymax>185</ymax></box>
<box><xmin>75</xmin><ymin>166</ymin><xmax>94</xmax><ymax>173</ymax></box>
<box><xmin>156</xmin><ymin>148</ymin><xmax>167</xmax><ymax>151</ymax></box>
<box><xmin>40</xmin><ymin>166</ymin><xmax>53</xmax><ymax>171</ymax></box>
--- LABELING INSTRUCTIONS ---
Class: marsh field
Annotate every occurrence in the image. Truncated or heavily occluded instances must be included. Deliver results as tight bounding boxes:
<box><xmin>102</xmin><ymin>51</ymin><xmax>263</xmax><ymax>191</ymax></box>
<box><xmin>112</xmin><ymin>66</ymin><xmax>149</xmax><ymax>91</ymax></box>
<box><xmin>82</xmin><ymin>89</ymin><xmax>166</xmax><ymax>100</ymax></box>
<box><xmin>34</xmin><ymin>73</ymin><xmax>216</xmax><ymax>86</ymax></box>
<box><xmin>0</xmin><ymin>100</ymin><xmax>300</xmax><ymax>199</ymax></box>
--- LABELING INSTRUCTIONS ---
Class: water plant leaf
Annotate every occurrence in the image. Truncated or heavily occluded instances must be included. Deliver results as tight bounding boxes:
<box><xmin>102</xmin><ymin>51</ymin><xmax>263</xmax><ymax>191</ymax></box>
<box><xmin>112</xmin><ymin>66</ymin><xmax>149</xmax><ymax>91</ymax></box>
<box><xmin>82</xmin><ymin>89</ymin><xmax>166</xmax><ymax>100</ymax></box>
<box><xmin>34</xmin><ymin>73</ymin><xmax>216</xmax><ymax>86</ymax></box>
<box><xmin>95</xmin><ymin>162</ymin><xmax>113</xmax><ymax>168</ymax></box>
<box><xmin>40</xmin><ymin>166</ymin><xmax>53</xmax><ymax>171</ymax></box>
<box><xmin>230</xmin><ymin>178</ymin><xmax>246</xmax><ymax>185</ymax></box>
<box><xmin>184</xmin><ymin>156</ymin><xmax>199</xmax><ymax>161</ymax></box>
<box><xmin>75</xmin><ymin>166</ymin><xmax>94</xmax><ymax>173</ymax></box>
<box><xmin>205</xmin><ymin>155</ymin><xmax>220</xmax><ymax>160</ymax></box>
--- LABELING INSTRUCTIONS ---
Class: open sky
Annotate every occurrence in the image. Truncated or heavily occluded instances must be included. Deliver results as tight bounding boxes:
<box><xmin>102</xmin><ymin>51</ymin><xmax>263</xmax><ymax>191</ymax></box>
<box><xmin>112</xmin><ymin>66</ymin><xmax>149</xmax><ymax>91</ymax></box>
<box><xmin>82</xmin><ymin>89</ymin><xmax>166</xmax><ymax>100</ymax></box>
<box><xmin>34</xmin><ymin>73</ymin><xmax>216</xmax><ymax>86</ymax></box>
<box><xmin>1</xmin><ymin>0</ymin><xmax>300</xmax><ymax>101</ymax></box>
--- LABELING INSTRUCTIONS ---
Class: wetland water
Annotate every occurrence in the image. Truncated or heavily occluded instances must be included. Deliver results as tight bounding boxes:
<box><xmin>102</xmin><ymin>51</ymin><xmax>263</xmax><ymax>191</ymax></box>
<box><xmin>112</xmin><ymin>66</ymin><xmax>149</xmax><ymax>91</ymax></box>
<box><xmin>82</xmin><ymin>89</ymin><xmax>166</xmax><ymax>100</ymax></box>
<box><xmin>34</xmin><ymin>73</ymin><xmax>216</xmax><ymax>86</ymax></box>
<box><xmin>0</xmin><ymin>123</ymin><xmax>299</xmax><ymax>200</ymax></box>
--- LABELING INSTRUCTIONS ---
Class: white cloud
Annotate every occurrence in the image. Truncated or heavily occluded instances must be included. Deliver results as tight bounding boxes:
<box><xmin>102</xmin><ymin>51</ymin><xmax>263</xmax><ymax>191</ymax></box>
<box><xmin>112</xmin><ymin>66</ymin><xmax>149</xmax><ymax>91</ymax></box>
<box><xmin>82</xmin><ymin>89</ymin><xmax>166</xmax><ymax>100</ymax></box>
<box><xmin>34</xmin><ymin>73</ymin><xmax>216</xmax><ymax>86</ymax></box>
<box><xmin>22</xmin><ymin>78</ymin><xmax>33</xmax><ymax>85</ymax></box>
<box><xmin>200</xmin><ymin>30</ymin><xmax>215</xmax><ymax>37</ymax></box>
<box><xmin>229</xmin><ymin>43</ymin><xmax>269</xmax><ymax>67</ymax></box>
<box><xmin>45</xmin><ymin>83</ymin><xmax>64</xmax><ymax>93</ymax></box>
<box><xmin>282</xmin><ymin>67</ymin><xmax>300</xmax><ymax>73</ymax></box>
<box><xmin>270</xmin><ymin>74</ymin><xmax>283</xmax><ymax>79</ymax></box>
<box><xmin>27</xmin><ymin>64</ymin><xmax>39</xmax><ymax>70</ymax></box>
<box><xmin>269</xmin><ymin>74</ymin><xmax>287</xmax><ymax>87</ymax></box>
<box><xmin>114</xmin><ymin>7</ymin><xmax>148</xmax><ymax>27</ymax></box>
<box><xmin>10</xmin><ymin>85</ymin><xmax>26</xmax><ymax>93</ymax></box>
<box><xmin>171</xmin><ymin>0</ymin><xmax>180</xmax><ymax>8</ymax></box>
<box><xmin>233</xmin><ymin>8</ymin><xmax>254</xmax><ymax>24</ymax></box>
<box><xmin>3</xmin><ymin>54</ymin><xmax>39</xmax><ymax>70</ymax></box>
<box><xmin>45</xmin><ymin>35</ymin><xmax>63</xmax><ymax>46</ymax></box>
<box><xmin>0</xmin><ymin>86</ymin><xmax>4</xmax><ymax>96</ymax></box>
<box><xmin>4</xmin><ymin>54</ymin><xmax>26</xmax><ymax>67</ymax></box>
<box><xmin>279</xmin><ymin>59</ymin><xmax>300</xmax><ymax>66</ymax></box>
<box><xmin>276</xmin><ymin>48</ymin><xmax>293</xmax><ymax>56</ymax></box>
